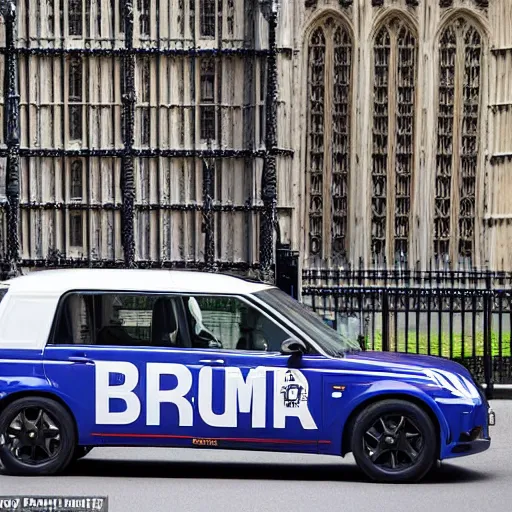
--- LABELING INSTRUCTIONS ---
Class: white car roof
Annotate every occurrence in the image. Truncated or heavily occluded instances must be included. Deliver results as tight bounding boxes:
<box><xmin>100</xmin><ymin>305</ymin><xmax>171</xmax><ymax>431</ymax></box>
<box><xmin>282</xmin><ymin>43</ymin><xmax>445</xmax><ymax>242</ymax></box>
<box><xmin>0</xmin><ymin>268</ymin><xmax>274</xmax><ymax>296</ymax></box>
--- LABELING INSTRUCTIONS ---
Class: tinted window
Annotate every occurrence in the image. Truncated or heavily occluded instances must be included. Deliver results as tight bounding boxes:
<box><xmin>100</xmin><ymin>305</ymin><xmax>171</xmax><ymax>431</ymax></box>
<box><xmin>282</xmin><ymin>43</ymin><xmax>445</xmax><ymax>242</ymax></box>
<box><xmin>183</xmin><ymin>295</ymin><xmax>290</xmax><ymax>352</ymax></box>
<box><xmin>52</xmin><ymin>291</ymin><xmax>291</xmax><ymax>352</ymax></box>
<box><xmin>53</xmin><ymin>292</ymin><xmax>183</xmax><ymax>347</ymax></box>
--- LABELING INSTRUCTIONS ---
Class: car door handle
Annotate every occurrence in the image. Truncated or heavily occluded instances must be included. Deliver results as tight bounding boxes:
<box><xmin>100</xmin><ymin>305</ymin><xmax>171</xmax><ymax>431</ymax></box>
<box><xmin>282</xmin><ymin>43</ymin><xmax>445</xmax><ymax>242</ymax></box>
<box><xmin>199</xmin><ymin>359</ymin><xmax>225</xmax><ymax>366</ymax></box>
<box><xmin>68</xmin><ymin>356</ymin><xmax>94</xmax><ymax>365</ymax></box>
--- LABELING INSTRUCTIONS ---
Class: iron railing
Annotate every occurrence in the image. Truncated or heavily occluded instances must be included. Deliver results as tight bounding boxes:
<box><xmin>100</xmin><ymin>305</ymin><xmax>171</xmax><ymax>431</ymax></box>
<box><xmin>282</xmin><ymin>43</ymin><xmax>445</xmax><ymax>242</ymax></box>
<box><xmin>301</xmin><ymin>268</ymin><xmax>512</xmax><ymax>393</ymax></box>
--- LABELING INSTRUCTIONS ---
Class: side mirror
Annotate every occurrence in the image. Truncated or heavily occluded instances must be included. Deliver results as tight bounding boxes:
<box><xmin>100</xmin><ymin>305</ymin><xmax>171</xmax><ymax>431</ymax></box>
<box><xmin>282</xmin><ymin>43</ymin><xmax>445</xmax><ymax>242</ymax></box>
<box><xmin>280</xmin><ymin>337</ymin><xmax>307</xmax><ymax>355</ymax></box>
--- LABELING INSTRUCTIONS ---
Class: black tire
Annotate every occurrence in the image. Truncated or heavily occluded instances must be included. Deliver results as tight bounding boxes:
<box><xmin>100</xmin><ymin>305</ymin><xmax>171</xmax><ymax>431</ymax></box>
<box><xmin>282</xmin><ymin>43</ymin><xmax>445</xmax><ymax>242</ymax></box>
<box><xmin>73</xmin><ymin>446</ymin><xmax>93</xmax><ymax>460</ymax></box>
<box><xmin>0</xmin><ymin>396</ymin><xmax>77</xmax><ymax>476</ymax></box>
<box><xmin>350</xmin><ymin>399</ymin><xmax>437</xmax><ymax>483</ymax></box>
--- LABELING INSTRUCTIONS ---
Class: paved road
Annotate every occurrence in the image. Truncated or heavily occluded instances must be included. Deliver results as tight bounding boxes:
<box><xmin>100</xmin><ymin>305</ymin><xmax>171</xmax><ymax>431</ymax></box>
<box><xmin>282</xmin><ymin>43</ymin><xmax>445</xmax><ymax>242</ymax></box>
<box><xmin>1</xmin><ymin>400</ymin><xmax>510</xmax><ymax>512</ymax></box>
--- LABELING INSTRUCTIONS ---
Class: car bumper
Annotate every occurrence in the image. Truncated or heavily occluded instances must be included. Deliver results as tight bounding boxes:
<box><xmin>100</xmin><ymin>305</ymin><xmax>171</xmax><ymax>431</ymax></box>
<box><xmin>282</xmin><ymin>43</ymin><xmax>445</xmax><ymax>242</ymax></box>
<box><xmin>449</xmin><ymin>437</ymin><xmax>491</xmax><ymax>456</ymax></box>
<box><xmin>442</xmin><ymin>407</ymin><xmax>494</xmax><ymax>459</ymax></box>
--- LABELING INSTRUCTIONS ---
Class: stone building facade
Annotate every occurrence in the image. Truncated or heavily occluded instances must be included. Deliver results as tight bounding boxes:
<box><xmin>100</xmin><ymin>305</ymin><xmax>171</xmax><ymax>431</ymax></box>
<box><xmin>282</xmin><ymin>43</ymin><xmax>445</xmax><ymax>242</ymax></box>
<box><xmin>284</xmin><ymin>0</ymin><xmax>511</xmax><ymax>272</ymax></box>
<box><xmin>0</xmin><ymin>0</ymin><xmax>509</xmax><ymax>278</ymax></box>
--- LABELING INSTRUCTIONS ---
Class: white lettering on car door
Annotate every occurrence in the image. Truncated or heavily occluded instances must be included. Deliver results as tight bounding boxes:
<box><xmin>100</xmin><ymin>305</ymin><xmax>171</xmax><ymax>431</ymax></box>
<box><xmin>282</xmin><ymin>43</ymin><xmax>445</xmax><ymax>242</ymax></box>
<box><xmin>95</xmin><ymin>360</ymin><xmax>141</xmax><ymax>425</ymax></box>
<box><xmin>146</xmin><ymin>362</ymin><xmax>194</xmax><ymax>426</ymax></box>
<box><xmin>198</xmin><ymin>366</ymin><xmax>267</xmax><ymax>428</ymax></box>
<box><xmin>230</xmin><ymin>367</ymin><xmax>267</xmax><ymax>428</ymax></box>
<box><xmin>93</xmin><ymin>361</ymin><xmax>318</xmax><ymax>430</ymax></box>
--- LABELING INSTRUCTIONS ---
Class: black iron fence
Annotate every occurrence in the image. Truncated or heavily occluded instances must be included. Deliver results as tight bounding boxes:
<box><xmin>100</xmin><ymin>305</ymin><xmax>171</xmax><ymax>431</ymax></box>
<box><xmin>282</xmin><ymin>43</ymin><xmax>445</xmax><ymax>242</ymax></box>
<box><xmin>301</xmin><ymin>268</ymin><xmax>512</xmax><ymax>394</ymax></box>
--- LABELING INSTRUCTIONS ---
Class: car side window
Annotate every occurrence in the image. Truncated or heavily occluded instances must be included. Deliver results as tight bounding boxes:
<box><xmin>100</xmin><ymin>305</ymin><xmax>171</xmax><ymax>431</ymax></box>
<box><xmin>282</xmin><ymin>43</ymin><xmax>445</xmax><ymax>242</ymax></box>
<box><xmin>52</xmin><ymin>292</ymin><xmax>184</xmax><ymax>348</ymax></box>
<box><xmin>183</xmin><ymin>295</ymin><xmax>290</xmax><ymax>352</ymax></box>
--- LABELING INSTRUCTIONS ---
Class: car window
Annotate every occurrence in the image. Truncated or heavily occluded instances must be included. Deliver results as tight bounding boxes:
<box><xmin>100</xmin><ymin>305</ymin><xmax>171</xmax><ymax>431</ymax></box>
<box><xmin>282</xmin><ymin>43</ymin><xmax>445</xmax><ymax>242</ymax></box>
<box><xmin>254</xmin><ymin>287</ymin><xmax>361</xmax><ymax>354</ymax></box>
<box><xmin>52</xmin><ymin>292</ymin><xmax>184</xmax><ymax>348</ymax></box>
<box><xmin>0</xmin><ymin>286</ymin><xmax>9</xmax><ymax>303</ymax></box>
<box><xmin>182</xmin><ymin>295</ymin><xmax>290</xmax><ymax>352</ymax></box>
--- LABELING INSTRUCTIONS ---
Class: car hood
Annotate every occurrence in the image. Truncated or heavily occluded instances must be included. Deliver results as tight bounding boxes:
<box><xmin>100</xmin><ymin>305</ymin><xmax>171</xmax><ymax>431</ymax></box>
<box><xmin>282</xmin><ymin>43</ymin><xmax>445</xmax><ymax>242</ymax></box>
<box><xmin>334</xmin><ymin>351</ymin><xmax>484</xmax><ymax>401</ymax></box>
<box><xmin>343</xmin><ymin>350</ymin><xmax>469</xmax><ymax>374</ymax></box>
<box><xmin>339</xmin><ymin>350</ymin><xmax>482</xmax><ymax>401</ymax></box>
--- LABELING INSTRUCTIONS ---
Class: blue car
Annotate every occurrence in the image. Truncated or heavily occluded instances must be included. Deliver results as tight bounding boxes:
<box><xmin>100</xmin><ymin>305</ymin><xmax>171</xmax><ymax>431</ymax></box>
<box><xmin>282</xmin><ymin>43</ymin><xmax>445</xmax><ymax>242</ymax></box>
<box><xmin>0</xmin><ymin>269</ymin><xmax>494</xmax><ymax>483</ymax></box>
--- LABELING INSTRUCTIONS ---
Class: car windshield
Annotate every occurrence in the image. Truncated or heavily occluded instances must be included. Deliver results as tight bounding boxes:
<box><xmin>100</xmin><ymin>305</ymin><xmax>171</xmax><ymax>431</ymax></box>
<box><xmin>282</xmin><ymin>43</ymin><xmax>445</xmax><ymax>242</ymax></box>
<box><xmin>254</xmin><ymin>287</ymin><xmax>361</xmax><ymax>355</ymax></box>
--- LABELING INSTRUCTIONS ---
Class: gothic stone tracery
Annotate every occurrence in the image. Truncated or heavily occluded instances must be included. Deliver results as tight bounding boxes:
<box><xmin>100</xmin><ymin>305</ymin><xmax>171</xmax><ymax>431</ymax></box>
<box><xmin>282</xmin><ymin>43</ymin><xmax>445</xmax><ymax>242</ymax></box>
<box><xmin>306</xmin><ymin>17</ymin><xmax>352</xmax><ymax>263</ymax></box>
<box><xmin>434</xmin><ymin>17</ymin><xmax>482</xmax><ymax>266</ymax></box>
<box><xmin>371</xmin><ymin>18</ymin><xmax>417</xmax><ymax>266</ymax></box>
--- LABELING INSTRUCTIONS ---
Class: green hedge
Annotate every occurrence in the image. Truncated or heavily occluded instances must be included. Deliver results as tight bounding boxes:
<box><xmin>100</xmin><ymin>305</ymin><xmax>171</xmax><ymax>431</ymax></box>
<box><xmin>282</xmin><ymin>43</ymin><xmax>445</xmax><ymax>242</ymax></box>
<box><xmin>365</xmin><ymin>331</ymin><xmax>512</xmax><ymax>358</ymax></box>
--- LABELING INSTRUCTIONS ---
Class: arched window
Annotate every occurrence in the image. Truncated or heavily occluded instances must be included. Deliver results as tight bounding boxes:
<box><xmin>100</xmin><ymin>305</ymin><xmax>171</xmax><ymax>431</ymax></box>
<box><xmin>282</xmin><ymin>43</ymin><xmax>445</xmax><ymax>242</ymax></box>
<box><xmin>137</xmin><ymin>0</ymin><xmax>150</xmax><ymax>36</ymax></box>
<box><xmin>71</xmin><ymin>160</ymin><xmax>83</xmax><ymax>201</ymax></box>
<box><xmin>199</xmin><ymin>58</ymin><xmax>216</xmax><ymax>141</ymax></box>
<box><xmin>68</xmin><ymin>58</ymin><xmax>83</xmax><ymax>141</ymax></box>
<box><xmin>433</xmin><ymin>17</ymin><xmax>483</xmax><ymax>266</ymax></box>
<box><xmin>119</xmin><ymin>0</ymin><xmax>126</xmax><ymax>33</ymax></box>
<box><xmin>69</xmin><ymin>0</ymin><xmax>83</xmax><ymax>37</ymax></box>
<box><xmin>69</xmin><ymin>211</ymin><xmax>83</xmax><ymax>248</ymax></box>
<box><xmin>305</xmin><ymin>17</ymin><xmax>353</xmax><ymax>263</ymax></box>
<box><xmin>138</xmin><ymin>57</ymin><xmax>151</xmax><ymax>146</ymax></box>
<box><xmin>370</xmin><ymin>17</ymin><xmax>417</xmax><ymax>266</ymax></box>
<box><xmin>200</xmin><ymin>0</ymin><xmax>216</xmax><ymax>38</ymax></box>
<box><xmin>68</xmin><ymin>58</ymin><xmax>82</xmax><ymax>101</ymax></box>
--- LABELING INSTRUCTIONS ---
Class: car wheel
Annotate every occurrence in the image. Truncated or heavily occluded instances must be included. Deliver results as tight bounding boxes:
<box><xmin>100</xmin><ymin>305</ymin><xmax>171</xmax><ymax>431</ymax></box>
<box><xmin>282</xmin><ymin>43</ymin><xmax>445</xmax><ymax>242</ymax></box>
<box><xmin>73</xmin><ymin>446</ymin><xmax>93</xmax><ymax>460</ymax></box>
<box><xmin>350</xmin><ymin>399</ymin><xmax>437</xmax><ymax>483</ymax></box>
<box><xmin>0</xmin><ymin>397</ymin><xmax>77</xmax><ymax>476</ymax></box>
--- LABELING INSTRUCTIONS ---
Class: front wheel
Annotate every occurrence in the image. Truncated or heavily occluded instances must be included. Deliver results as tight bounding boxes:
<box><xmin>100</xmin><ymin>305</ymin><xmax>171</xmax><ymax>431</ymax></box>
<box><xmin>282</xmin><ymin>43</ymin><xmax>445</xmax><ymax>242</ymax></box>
<box><xmin>0</xmin><ymin>397</ymin><xmax>77</xmax><ymax>476</ymax></box>
<box><xmin>350</xmin><ymin>399</ymin><xmax>437</xmax><ymax>483</ymax></box>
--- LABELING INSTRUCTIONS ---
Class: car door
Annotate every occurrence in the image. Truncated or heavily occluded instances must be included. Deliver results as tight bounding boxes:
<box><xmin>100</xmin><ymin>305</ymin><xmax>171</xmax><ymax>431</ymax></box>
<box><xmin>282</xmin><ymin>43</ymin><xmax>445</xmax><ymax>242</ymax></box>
<box><xmin>43</xmin><ymin>291</ymin><xmax>200</xmax><ymax>447</ymax></box>
<box><xmin>179</xmin><ymin>294</ymin><xmax>323</xmax><ymax>453</ymax></box>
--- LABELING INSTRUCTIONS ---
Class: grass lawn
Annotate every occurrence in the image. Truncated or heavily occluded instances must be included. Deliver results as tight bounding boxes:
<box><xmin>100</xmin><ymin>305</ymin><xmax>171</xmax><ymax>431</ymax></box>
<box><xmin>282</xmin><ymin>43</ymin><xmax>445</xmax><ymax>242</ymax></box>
<box><xmin>365</xmin><ymin>331</ymin><xmax>512</xmax><ymax>358</ymax></box>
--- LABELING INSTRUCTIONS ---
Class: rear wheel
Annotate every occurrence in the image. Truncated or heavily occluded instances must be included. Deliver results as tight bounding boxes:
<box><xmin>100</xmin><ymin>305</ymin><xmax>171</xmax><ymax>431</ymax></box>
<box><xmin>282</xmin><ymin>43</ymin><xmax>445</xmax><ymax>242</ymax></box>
<box><xmin>350</xmin><ymin>399</ymin><xmax>437</xmax><ymax>483</ymax></box>
<box><xmin>0</xmin><ymin>397</ymin><xmax>77</xmax><ymax>476</ymax></box>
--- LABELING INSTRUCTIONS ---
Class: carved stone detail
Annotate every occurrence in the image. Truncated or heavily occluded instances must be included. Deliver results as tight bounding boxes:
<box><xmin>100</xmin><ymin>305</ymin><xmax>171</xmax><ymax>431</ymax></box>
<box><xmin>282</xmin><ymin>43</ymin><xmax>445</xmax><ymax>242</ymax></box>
<box><xmin>440</xmin><ymin>0</ymin><xmax>488</xmax><ymax>7</ymax></box>
<box><xmin>331</xmin><ymin>26</ymin><xmax>352</xmax><ymax>259</ymax></box>
<box><xmin>371</xmin><ymin>18</ymin><xmax>417</xmax><ymax>265</ymax></box>
<box><xmin>434</xmin><ymin>18</ymin><xmax>482</xmax><ymax>266</ymax></box>
<box><xmin>371</xmin><ymin>27</ymin><xmax>390</xmax><ymax>261</ymax></box>
<box><xmin>306</xmin><ymin>18</ymin><xmax>353</xmax><ymax>262</ymax></box>
<box><xmin>307</xmin><ymin>27</ymin><xmax>326</xmax><ymax>258</ymax></box>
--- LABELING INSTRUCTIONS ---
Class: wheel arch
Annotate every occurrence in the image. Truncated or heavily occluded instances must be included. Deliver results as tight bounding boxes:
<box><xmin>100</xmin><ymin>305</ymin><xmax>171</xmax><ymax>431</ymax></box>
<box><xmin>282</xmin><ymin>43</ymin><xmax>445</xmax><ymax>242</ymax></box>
<box><xmin>0</xmin><ymin>390</ymin><xmax>79</xmax><ymax>444</ymax></box>
<box><xmin>340</xmin><ymin>392</ymin><xmax>444</xmax><ymax>458</ymax></box>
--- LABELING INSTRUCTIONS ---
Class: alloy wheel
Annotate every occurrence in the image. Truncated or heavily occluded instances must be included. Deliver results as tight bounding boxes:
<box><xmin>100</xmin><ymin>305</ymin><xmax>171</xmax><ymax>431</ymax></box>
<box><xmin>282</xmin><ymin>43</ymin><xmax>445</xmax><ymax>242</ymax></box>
<box><xmin>4</xmin><ymin>407</ymin><xmax>61</xmax><ymax>465</ymax></box>
<box><xmin>363</xmin><ymin>414</ymin><xmax>424</xmax><ymax>471</ymax></box>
